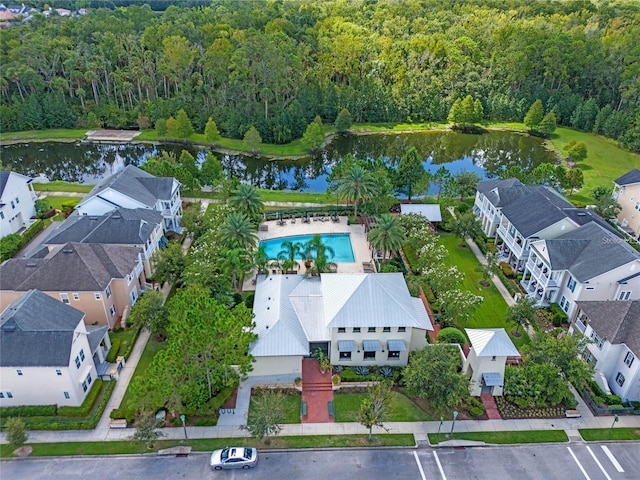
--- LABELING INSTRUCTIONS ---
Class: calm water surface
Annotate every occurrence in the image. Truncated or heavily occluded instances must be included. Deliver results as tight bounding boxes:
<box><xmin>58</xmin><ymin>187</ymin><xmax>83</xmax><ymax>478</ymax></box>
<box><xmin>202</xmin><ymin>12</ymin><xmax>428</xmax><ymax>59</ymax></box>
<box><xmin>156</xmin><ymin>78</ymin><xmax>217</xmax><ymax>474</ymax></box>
<box><xmin>259</xmin><ymin>233</ymin><xmax>355</xmax><ymax>263</ymax></box>
<box><xmin>0</xmin><ymin>131</ymin><xmax>555</xmax><ymax>192</ymax></box>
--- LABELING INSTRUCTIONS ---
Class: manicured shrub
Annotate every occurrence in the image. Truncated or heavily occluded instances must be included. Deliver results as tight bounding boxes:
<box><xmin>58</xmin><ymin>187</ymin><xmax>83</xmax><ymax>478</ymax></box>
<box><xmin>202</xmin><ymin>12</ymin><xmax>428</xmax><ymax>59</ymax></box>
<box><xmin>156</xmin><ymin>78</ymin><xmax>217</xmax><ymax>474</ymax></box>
<box><xmin>106</xmin><ymin>339</ymin><xmax>121</xmax><ymax>363</ymax></box>
<box><xmin>499</xmin><ymin>262</ymin><xmax>515</xmax><ymax>278</ymax></box>
<box><xmin>0</xmin><ymin>405</ymin><xmax>57</xmax><ymax>418</ymax></box>
<box><xmin>437</xmin><ymin>327</ymin><xmax>466</xmax><ymax>345</ymax></box>
<box><xmin>110</xmin><ymin>407</ymin><xmax>135</xmax><ymax>422</ymax></box>
<box><xmin>469</xmin><ymin>405</ymin><xmax>485</xmax><ymax>417</ymax></box>
<box><xmin>549</xmin><ymin>303</ymin><xmax>568</xmax><ymax>327</ymax></box>
<box><xmin>486</xmin><ymin>243</ymin><xmax>498</xmax><ymax>253</ymax></box>
<box><xmin>58</xmin><ymin>380</ymin><xmax>104</xmax><ymax>417</ymax></box>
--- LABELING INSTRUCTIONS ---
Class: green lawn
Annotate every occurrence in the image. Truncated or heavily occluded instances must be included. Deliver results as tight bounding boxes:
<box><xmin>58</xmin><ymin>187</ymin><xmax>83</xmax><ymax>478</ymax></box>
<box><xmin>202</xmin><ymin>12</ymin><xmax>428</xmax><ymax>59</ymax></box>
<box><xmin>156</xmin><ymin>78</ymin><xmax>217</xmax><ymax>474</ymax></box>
<box><xmin>546</xmin><ymin>127</ymin><xmax>640</xmax><ymax>205</ymax></box>
<box><xmin>438</xmin><ymin>233</ymin><xmax>527</xmax><ymax>348</ymax></box>
<box><xmin>0</xmin><ymin>129</ymin><xmax>88</xmax><ymax>142</ymax></box>
<box><xmin>38</xmin><ymin>196</ymin><xmax>80</xmax><ymax>211</ymax></box>
<box><xmin>428</xmin><ymin>430</ymin><xmax>568</xmax><ymax>445</ymax></box>
<box><xmin>0</xmin><ymin>433</ymin><xmax>415</xmax><ymax>458</ymax></box>
<box><xmin>578</xmin><ymin>428</ymin><xmax>640</xmax><ymax>442</ymax></box>
<box><xmin>333</xmin><ymin>391</ymin><xmax>433</xmax><ymax>422</ymax></box>
<box><xmin>108</xmin><ymin>328</ymin><xmax>138</xmax><ymax>358</ymax></box>
<box><xmin>248</xmin><ymin>393</ymin><xmax>301</xmax><ymax>424</ymax></box>
<box><xmin>189</xmin><ymin>188</ymin><xmax>335</xmax><ymax>205</ymax></box>
<box><xmin>33</xmin><ymin>181</ymin><xmax>93</xmax><ymax>193</ymax></box>
<box><xmin>119</xmin><ymin>338</ymin><xmax>165</xmax><ymax>410</ymax></box>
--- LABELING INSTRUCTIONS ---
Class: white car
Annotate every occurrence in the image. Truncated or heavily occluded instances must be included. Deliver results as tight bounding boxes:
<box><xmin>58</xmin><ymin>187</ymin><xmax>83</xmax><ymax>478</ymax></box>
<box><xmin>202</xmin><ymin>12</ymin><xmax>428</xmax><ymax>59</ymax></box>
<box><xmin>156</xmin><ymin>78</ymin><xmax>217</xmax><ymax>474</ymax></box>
<box><xmin>209</xmin><ymin>447</ymin><xmax>258</xmax><ymax>470</ymax></box>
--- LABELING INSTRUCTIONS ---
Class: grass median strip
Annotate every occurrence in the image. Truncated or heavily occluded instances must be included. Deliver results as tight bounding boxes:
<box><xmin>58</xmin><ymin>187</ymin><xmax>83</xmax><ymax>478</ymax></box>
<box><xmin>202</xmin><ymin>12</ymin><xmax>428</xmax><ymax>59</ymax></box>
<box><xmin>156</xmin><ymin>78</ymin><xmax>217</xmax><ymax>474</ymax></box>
<box><xmin>0</xmin><ymin>434</ymin><xmax>415</xmax><ymax>458</ymax></box>
<box><xmin>428</xmin><ymin>430</ymin><xmax>568</xmax><ymax>445</ymax></box>
<box><xmin>578</xmin><ymin>428</ymin><xmax>640</xmax><ymax>442</ymax></box>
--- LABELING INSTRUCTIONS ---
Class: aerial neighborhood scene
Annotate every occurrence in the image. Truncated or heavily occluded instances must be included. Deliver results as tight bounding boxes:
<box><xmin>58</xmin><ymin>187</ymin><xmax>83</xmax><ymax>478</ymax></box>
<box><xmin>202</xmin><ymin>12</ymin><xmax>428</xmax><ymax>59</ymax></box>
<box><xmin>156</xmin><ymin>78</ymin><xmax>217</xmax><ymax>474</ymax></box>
<box><xmin>1</xmin><ymin>0</ymin><xmax>639</xmax><ymax>478</ymax></box>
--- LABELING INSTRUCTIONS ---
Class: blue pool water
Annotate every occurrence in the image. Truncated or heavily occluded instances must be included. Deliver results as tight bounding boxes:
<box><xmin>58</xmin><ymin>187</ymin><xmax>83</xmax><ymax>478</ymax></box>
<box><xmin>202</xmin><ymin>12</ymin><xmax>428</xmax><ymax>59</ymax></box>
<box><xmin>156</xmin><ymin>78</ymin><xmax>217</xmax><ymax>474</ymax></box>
<box><xmin>260</xmin><ymin>234</ymin><xmax>355</xmax><ymax>263</ymax></box>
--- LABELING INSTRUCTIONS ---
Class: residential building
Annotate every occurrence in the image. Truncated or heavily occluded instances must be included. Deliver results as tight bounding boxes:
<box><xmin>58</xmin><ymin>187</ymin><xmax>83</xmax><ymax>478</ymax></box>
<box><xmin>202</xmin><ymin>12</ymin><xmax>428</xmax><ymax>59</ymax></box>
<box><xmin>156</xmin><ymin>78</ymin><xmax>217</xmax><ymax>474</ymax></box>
<box><xmin>570</xmin><ymin>301</ymin><xmax>640</xmax><ymax>402</ymax></box>
<box><xmin>463</xmin><ymin>328</ymin><xmax>520</xmax><ymax>397</ymax></box>
<box><xmin>43</xmin><ymin>208</ymin><xmax>165</xmax><ymax>277</ymax></box>
<box><xmin>0</xmin><ymin>242</ymin><xmax>145</xmax><ymax>328</ymax></box>
<box><xmin>0</xmin><ymin>290</ymin><xmax>111</xmax><ymax>407</ymax></box>
<box><xmin>474</xmin><ymin>178</ymin><xmax>618</xmax><ymax>272</ymax></box>
<box><xmin>522</xmin><ymin>222</ymin><xmax>640</xmax><ymax>318</ymax></box>
<box><xmin>0</xmin><ymin>170</ymin><xmax>37</xmax><ymax>238</ymax></box>
<box><xmin>399</xmin><ymin>204</ymin><xmax>442</xmax><ymax>223</ymax></box>
<box><xmin>612</xmin><ymin>169</ymin><xmax>640</xmax><ymax>241</ymax></box>
<box><xmin>249</xmin><ymin>273</ymin><xmax>433</xmax><ymax>376</ymax></box>
<box><xmin>75</xmin><ymin>165</ymin><xmax>182</xmax><ymax>233</ymax></box>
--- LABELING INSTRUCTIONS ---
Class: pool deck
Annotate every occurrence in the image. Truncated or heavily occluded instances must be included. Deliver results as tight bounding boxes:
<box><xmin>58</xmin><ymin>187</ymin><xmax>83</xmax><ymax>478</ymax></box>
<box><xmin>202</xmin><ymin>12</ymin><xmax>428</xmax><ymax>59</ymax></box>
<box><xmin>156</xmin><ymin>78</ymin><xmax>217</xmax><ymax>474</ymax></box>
<box><xmin>243</xmin><ymin>215</ymin><xmax>373</xmax><ymax>290</ymax></box>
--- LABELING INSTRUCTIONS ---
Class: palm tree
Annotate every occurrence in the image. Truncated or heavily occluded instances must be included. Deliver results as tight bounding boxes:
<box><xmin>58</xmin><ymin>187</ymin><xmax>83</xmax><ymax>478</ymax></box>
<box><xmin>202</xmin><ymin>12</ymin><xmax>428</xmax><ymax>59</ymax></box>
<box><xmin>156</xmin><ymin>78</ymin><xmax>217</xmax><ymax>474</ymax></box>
<box><xmin>336</xmin><ymin>164</ymin><xmax>375</xmax><ymax>218</ymax></box>
<box><xmin>367</xmin><ymin>214</ymin><xmax>405</xmax><ymax>259</ymax></box>
<box><xmin>220</xmin><ymin>247</ymin><xmax>253</xmax><ymax>292</ymax></box>
<box><xmin>253</xmin><ymin>245</ymin><xmax>270</xmax><ymax>276</ymax></box>
<box><xmin>304</xmin><ymin>234</ymin><xmax>337</xmax><ymax>275</ymax></box>
<box><xmin>221</xmin><ymin>212</ymin><xmax>258</xmax><ymax>250</ymax></box>
<box><xmin>229</xmin><ymin>183</ymin><xmax>264</xmax><ymax>218</ymax></box>
<box><xmin>277</xmin><ymin>240</ymin><xmax>304</xmax><ymax>273</ymax></box>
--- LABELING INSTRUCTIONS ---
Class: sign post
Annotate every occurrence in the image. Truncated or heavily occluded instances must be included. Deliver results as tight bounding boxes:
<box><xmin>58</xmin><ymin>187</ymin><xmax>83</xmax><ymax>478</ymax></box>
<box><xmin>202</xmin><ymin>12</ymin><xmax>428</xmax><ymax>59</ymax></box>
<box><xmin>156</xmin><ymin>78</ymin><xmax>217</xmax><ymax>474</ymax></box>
<box><xmin>180</xmin><ymin>414</ymin><xmax>187</xmax><ymax>439</ymax></box>
<box><xmin>449</xmin><ymin>410</ymin><xmax>459</xmax><ymax>437</ymax></box>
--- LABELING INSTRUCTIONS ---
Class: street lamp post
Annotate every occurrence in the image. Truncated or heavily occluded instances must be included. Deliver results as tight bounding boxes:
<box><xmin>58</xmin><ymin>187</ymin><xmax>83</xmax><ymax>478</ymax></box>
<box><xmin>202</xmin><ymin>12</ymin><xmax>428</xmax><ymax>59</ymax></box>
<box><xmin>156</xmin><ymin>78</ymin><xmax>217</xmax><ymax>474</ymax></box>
<box><xmin>180</xmin><ymin>414</ymin><xmax>187</xmax><ymax>439</ymax></box>
<box><xmin>449</xmin><ymin>410</ymin><xmax>459</xmax><ymax>437</ymax></box>
<box><xmin>437</xmin><ymin>416</ymin><xmax>444</xmax><ymax>434</ymax></box>
<box><xmin>610</xmin><ymin>414</ymin><xmax>619</xmax><ymax>429</ymax></box>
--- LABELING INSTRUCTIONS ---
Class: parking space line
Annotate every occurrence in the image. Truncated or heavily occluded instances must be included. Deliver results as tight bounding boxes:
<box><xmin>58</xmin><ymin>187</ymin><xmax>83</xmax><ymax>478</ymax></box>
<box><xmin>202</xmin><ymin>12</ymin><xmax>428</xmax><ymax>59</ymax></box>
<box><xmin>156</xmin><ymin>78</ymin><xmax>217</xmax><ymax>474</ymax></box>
<box><xmin>568</xmin><ymin>447</ymin><xmax>592</xmax><ymax>480</ymax></box>
<box><xmin>433</xmin><ymin>451</ymin><xmax>447</xmax><ymax>480</ymax></box>
<box><xmin>586</xmin><ymin>446</ymin><xmax>612</xmax><ymax>480</ymax></box>
<box><xmin>601</xmin><ymin>446</ymin><xmax>625</xmax><ymax>472</ymax></box>
<box><xmin>413</xmin><ymin>451</ymin><xmax>427</xmax><ymax>480</ymax></box>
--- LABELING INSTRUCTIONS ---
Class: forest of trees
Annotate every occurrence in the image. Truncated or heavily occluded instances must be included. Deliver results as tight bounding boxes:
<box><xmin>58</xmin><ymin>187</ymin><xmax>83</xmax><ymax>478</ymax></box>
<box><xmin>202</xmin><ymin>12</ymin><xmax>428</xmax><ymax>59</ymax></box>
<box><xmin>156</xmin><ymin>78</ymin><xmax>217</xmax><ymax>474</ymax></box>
<box><xmin>1</xmin><ymin>0</ymin><xmax>638</xmax><ymax>152</ymax></box>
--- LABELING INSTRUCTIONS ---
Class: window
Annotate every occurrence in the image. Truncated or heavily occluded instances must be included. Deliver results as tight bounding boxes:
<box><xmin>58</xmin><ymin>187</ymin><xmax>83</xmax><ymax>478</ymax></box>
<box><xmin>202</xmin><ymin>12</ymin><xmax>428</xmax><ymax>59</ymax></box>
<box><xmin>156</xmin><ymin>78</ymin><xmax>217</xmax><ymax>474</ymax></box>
<box><xmin>337</xmin><ymin>327</ymin><xmax>346</xmax><ymax>333</ymax></box>
<box><xmin>82</xmin><ymin>380</ymin><xmax>88</xmax><ymax>392</ymax></box>
<box><xmin>367</xmin><ymin>327</ymin><xmax>376</xmax><ymax>333</ymax></box>
<box><xmin>624</xmin><ymin>352</ymin><xmax>634</xmax><ymax>368</ymax></box>
<box><xmin>16</xmin><ymin>369</ymin><xmax>23</xmax><ymax>376</ymax></box>
<box><xmin>94</xmin><ymin>293</ymin><xmax>102</xmax><ymax>300</ymax></box>
<box><xmin>86</xmin><ymin>372</ymin><xmax>92</xmax><ymax>386</ymax></box>
<box><xmin>6</xmin><ymin>392</ymin><xmax>12</xmax><ymax>399</ymax></box>
<box><xmin>560</xmin><ymin>296</ymin><xmax>570</xmax><ymax>313</ymax></box>
<box><xmin>584</xmin><ymin>350</ymin><xmax>597</xmax><ymax>367</ymax></box>
<box><xmin>56</xmin><ymin>369</ymin><xmax>62</xmax><ymax>376</ymax></box>
<box><xmin>364</xmin><ymin>351</ymin><xmax>376</xmax><ymax>360</ymax></box>
<box><xmin>382</xmin><ymin>327</ymin><xmax>391</xmax><ymax>333</ymax></box>
<box><xmin>566</xmin><ymin>277</ymin><xmax>577</xmax><ymax>293</ymax></box>
<box><xmin>79</xmin><ymin>349</ymin><xmax>85</xmax><ymax>361</ymax></box>
<box><xmin>105</xmin><ymin>286</ymin><xmax>111</xmax><ymax>299</ymax></box>
<box><xmin>126</xmin><ymin>273</ymin><xmax>133</xmax><ymax>285</ymax></box>
<box><xmin>636</xmin><ymin>201</ymin><xmax>640</xmax><ymax>211</ymax></box>
<box><xmin>0</xmin><ymin>393</ymin><xmax>3</xmax><ymax>398</ymax></box>
<box><xmin>398</xmin><ymin>327</ymin><xmax>406</xmax><ymax>332</ymax></box>
<box><xmin>618</xmin><ymin>291</ymin><xmax>631</xmax><ymax>301</ymax></box>
<box><xmin>590</xmin><ymin>330</ymin><xmax>604</xmax><ymax>349</ymax></box>
<box><xmin>130</xmin><ymin>289</ymin><xmax>138</xmax><ymax>304</ymax></box>
<box><xmin>339</xmin><ymin>351</ymin><xmax>352</xmax><ymax>360</ymax></box>
<box><xmin>491</xmin><ymin>356</ymin><xmax>496</xmax><ymax>361</ymax></box>
<box><xmin>10</xmin><ymin>200</ymin><xmax>15</xmax><ymax>209</ymax></box>
<box><xmin>616</xmin><ymin>372</ymin><xmax>625</xmax><ymax>386</ymax></box>
<box><xmin>352</xmin><ymin>327</ymin><xmax>361</xmax><ymax>333</ymax></box>
<box><xmin>15</xmin><ymin>197</ymin><xmax>19</xmax><ymax>204</ymax></box>
<box><xmin>388</xmin><ymin>350</ymin><xmax>400</xmax><ymax>359</ymax></box>
<box><xmin>64</xmin><ymin>392</ymin><xmax>70</xmax><ymax>400</ymax></box>
<box><xmin>72</xmin><ymin>293</ymin><xmax>79</xmax><ymax>301</ymax></box>
<box><xmin>60</xmin><ymin>293</ymin><xmax>70</xmax><ymax>304</ymax></box>
<box><xmin>0</xmin><ymin>212</ymin><xmax>4</xmax><ymax>220</ymax></box>
<box><xmin>110</xmin><ymin>305</ymin><xmax>116</xmax><ymax>317</ymax></box>
<box><xmin>75</xmin><ymin>356</ymin><xmax>81</xmax><ymax>369</ymax></box>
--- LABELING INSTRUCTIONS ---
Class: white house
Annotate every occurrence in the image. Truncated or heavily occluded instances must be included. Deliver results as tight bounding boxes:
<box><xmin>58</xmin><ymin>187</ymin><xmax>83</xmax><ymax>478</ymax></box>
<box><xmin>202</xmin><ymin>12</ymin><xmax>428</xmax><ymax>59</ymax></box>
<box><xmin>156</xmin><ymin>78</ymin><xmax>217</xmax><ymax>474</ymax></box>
<box><xmin>0</xmin><ymin>290</ymin><xmax>111</xmax><ymax>407</ymax></box>
<box><xmin>570</xmin><ymin>300</ymin><xmax>640</xmax><ymax>402</ymax></box>
<box><xmin>473</xmin><ymin>178</ymin><xmax>614</xmax><ymax>272</ymax></box>
<box><xmin>75</xmin><ymin>165</ymin><xmax>182</xmax><ymax>233</ymax></box>
<box><xmin>43</xmin><ymin>207</ymin><xmax>165</xmax><ymax>277</ymax></box>
<box><xmin>612</xmin><ymin>169</ymin><xmax>640</xmax><ymax>241</ymax></box>
<box><xmin>0</xmin><ymin>170</ymin><xmax>37</xmax><ymax>238</ymax></box>
<box><xmin>521</xmin><ymin>221</ymin><xmax>640</xmax><ymax>318</ymax></box>
<box><xmin>463</xmin><ymin>328</ymin><xmax>520</xmax><ymax>397</ymax></box>
<box><xmin>249</xmin><ymin>273</ymin><xmax>433</xmax><ymax>377</ymax></box>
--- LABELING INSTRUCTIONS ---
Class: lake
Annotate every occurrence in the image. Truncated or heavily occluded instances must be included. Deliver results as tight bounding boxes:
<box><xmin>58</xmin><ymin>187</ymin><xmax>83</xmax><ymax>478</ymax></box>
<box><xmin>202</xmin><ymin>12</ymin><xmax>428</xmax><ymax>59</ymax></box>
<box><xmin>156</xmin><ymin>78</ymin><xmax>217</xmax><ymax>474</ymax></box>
<box><xmin>0</xmin><ymin>131</ymin><xmax>555</xmax><ymax>193</ymax></box>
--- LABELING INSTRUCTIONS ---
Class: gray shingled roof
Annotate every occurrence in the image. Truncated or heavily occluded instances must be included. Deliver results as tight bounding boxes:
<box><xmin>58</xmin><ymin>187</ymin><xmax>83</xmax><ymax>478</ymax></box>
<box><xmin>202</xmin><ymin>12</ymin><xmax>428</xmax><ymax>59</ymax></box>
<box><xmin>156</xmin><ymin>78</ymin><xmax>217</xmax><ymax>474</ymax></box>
<box><xmin>0</xmin><ymin>170</ymin><xmax>9</xmax><ymax>197</ymax></box>
<box><xmin>46</xmin><ymin>208</ymin><xmax>162</xmax><ymax>246</ymax></box>
<box><xmin>0</xmin><ymin>242</ymin><xmax>141</xmax><ymax>292</ymax></box>
<box><xmin>0</xmin><ymin>290</ymin><xmax>85</xmax><ymax>367</ymax></box>
<box><xmin>614</xmin><ymin>169</ymin><xmax>640</xmax><ymax>186</ymax></box>
<box><xmin>577</xmin><ymin>300</ymin><xmax>640</xmax><ymax>354</ymax></box>
<box><xmin>476</xmin><ymin>178</ymin><xmax>530</xmax><ymax>208</ymax></box>
<box><xmin>79</xmin><ymin>165</ymin><xmax>175</xmax><ymax>209</ymax></box>
<box><xmin>500</xmin><ymin>186</ymin><xmax>575</xmax><ymax>237</ymax></box>
<box><xmin>541</xmin><ymin>222</ymin><xmax>640</xmax><ymax>282</ymax></box>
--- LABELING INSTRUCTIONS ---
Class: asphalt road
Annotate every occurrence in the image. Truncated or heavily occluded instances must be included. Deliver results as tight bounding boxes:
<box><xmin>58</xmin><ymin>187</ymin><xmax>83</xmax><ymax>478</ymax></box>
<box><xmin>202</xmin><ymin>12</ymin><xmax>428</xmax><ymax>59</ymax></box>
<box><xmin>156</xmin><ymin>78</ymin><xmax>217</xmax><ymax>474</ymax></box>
<box><xmin>1</xmin><ymin>443</ymin><xmax>638</xmax><ymax>480</ymax></box>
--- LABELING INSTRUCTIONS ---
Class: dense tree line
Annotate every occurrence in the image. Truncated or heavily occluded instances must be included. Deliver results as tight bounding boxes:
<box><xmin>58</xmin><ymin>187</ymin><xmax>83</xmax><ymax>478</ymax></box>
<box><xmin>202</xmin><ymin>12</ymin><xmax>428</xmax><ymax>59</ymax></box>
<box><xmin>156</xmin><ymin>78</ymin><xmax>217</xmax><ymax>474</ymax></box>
<box><xmin>1</xmin><ymin>0</ymin><xmax>639</xmax><ymax>151</ymax></box>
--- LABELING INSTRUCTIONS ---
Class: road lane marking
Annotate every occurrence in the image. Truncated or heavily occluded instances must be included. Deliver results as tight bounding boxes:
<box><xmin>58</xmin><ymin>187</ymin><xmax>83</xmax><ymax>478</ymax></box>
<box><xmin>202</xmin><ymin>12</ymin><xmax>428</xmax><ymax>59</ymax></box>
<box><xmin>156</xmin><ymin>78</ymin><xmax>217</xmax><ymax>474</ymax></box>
<box><xmin>586</xmin><ymin>446</ymin><xmax>612</xmax><ymax>480</ymax></box>
<box><xmin>568</xmin><ymin>447</ymin><xmax>592</xmax><ymax>480</ymax></box>
<box><xmin>413</xmin><ymin>451</ymin><xmax>427</xmax><ymax>480</ymax></box>
<box><xmin>601</xmin><ymin>446</ymin><xmax>624</xmax><ymax>472</ymax></box>
<box><xmin>433</xmin><ymin>451</ymin><xmax>447</xmax><ymax>480</ymax></box>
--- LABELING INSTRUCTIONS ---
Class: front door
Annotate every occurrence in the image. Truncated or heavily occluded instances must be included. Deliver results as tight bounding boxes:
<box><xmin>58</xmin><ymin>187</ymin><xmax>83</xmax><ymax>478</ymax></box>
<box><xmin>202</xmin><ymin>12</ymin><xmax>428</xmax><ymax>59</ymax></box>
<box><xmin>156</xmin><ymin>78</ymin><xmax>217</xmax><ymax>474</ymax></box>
<box><xmin>308</xmin><ymin>342</ymin><xmax>329</xmax><ymax>358</ymax></box>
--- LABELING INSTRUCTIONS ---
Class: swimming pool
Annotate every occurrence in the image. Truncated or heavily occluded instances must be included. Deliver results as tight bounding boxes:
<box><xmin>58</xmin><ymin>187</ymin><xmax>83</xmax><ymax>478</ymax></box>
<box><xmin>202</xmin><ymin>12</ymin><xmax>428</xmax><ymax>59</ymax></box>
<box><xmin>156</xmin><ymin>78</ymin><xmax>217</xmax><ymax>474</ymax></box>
<box><xmin>259</xmin><ymin>233</ymin><xmax>355</xmax><ymax>263</ymax></box>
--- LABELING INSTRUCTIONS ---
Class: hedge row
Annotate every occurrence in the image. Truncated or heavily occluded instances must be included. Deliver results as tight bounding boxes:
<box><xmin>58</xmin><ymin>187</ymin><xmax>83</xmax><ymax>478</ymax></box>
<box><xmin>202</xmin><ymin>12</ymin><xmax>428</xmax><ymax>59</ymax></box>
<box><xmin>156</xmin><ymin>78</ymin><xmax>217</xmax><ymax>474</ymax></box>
<box><xmin>494</xmin><ymin>268</ymin><xmax>517</xmax><ymax>296</ymax></box>
<box><xmin>106</xmin><ymin>339</ymin><xmax>121</xmax><ymax>363</ymax></box>
<box><xmin>0</xmin><ymin>404</ymin><xmax>57</xmax><ymax>418</ymax></box>
<box><xmin>0</xmin><ymin>219</ymin><xmax>44</xmax><ymax>261</ymax></box>
<box><xmin>58</xmin><ymin>380</ymin><xmax>104</xmax><ymax>417</ymax></box>
<box><xmin>121</xmin><ymin>327</ymin><xmax>142</xmax><ymax>360</ymax></box>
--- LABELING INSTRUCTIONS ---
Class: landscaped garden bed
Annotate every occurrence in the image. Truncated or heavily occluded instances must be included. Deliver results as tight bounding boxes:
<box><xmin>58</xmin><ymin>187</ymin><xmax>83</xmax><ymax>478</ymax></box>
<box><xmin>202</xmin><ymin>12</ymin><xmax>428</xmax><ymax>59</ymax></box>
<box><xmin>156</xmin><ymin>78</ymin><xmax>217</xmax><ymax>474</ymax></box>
<box><xmin>495</xmin><ymin>396</ymin><xmax>567</xmax><ymax>419</ymax></box>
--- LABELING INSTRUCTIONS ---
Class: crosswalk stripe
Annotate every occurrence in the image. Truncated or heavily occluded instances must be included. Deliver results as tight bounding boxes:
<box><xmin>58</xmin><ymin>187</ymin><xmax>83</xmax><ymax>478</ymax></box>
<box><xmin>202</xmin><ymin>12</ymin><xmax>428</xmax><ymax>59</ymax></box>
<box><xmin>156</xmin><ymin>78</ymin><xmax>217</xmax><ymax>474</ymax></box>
<box><xmin>568</xmin><ymin>447</ymin><xmax>592</xmax><ymax>480</ymax></box>
<box><xmin>413</xmin><ymin>451</ymin><xmax>427</xmax><ymax>480</ymax></box>
<box><xmin>586</xmin><ymin>446</ymin><xmax>612</xmax><ymax>480</ymax></box>
<box><xmin>601</xmin><ymin>445</ymin><xmax>625</xmax><ymax>473</ymax></box>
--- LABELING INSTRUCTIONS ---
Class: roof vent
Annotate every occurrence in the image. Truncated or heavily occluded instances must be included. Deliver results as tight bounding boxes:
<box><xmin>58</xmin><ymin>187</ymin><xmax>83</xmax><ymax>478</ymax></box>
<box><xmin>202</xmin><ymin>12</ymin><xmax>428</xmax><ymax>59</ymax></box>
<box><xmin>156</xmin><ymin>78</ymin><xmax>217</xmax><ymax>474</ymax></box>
<box><xmin>577</xmin><ymin>212</ymin><xmax>587</xmax><ymax>216</ymax></box>
<box><xmin>2</xmin><ymin>324</ymin><xmax>16</xmax><ymax>332</ymax></box>
<box><xmin>62</xmin><ymin>248</ymin><xmax>74</xmax><ymax>253</ymax></box>
<box><xmin>112</xmin><ymin>214</ymin><xmax>122</xmax><ymax>219</ymax></box>
<box><xmin>25</xmin><ymin>262</ymin><xmax>37</xmax><ymax>267</ymax></box>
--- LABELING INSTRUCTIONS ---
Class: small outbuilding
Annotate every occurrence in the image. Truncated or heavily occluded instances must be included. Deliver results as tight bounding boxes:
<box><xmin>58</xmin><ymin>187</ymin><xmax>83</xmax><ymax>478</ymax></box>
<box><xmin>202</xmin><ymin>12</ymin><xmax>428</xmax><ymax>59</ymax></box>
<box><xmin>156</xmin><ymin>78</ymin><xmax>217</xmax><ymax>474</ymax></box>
<box><xmin>463</xmin><ymin>328</ymin><xmax>520</xmax><ymax>396</ymax></box>
<box><xmin>399</xmin><ymin>204</ymin><xmax>442</xmax><ymax>223</ymax></box>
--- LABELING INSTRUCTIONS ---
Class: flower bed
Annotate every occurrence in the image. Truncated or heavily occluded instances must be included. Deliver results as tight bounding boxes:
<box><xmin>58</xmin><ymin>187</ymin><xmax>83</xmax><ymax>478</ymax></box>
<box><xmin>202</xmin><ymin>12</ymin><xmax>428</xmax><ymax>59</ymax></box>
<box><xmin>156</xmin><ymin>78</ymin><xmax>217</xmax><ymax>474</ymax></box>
<box><xmin>496</xmin><ymin>396</ymin><xmax>566</xmax><ymax>419</ymax></box>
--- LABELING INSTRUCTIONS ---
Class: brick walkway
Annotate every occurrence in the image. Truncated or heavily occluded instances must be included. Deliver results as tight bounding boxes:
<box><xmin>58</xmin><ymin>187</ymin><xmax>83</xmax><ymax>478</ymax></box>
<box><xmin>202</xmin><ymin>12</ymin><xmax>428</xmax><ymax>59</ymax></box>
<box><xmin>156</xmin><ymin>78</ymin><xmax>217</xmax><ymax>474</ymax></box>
<box><xmin>301</xmin><ymin>359</ymin><xmax>334</xmax><ymax>423</ymax></box>
<box><xmin>481</xmin><ymin>393</ymin><xmax>502</xmax><ymax>420</ymax></box>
